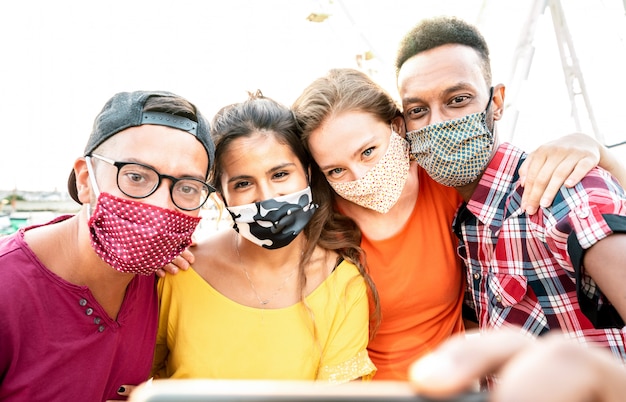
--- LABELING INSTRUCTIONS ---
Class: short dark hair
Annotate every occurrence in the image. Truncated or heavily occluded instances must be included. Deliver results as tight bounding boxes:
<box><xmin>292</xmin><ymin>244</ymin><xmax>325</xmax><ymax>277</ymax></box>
<box><xmin>143</xmin><ymin>95</ymin><xmax>199</xmax><ymax>123</ymax></box>
<box><xmin>395</xmin><ymin>16</ymin><xmax>492</xmax><ymax>86</ymax></box>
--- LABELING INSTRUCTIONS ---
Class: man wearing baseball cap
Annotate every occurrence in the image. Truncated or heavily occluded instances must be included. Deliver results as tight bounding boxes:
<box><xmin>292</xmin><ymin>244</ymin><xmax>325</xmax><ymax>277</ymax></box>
<box><xmin>0</xmin><ymin>90</ymin><xmax>215</xmax><ymax>401</ymax></box>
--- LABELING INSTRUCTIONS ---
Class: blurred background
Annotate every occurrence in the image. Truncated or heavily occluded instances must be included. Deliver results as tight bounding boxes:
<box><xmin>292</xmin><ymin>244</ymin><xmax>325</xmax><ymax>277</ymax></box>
<box><xmin>1</xmin><ymin>0</ymin><xmax>624</xmax><ymax>199</ymax></box>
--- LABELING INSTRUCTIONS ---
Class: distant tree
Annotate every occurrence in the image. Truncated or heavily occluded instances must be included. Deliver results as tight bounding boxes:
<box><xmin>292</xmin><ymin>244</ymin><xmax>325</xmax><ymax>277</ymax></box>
<box><xmin>2</xmin><ymin>194</ymin><xmax>25</xmax><ymax>203</ymax></box>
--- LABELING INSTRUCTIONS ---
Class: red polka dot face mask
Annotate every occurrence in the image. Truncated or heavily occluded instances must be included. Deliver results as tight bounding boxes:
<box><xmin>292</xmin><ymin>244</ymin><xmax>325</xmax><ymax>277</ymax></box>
<box><xmin>87</xmin><ymin>193</ymin><xmax>201</xmax><ymax>275</ymax></box>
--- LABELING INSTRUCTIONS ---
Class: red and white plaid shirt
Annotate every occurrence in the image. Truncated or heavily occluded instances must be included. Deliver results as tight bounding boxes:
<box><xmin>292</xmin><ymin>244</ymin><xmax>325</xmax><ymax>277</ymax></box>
<box><xmin>457</xmin><ymin>143</ymin><xmax>626</xmax><ymax>360</ymax></box>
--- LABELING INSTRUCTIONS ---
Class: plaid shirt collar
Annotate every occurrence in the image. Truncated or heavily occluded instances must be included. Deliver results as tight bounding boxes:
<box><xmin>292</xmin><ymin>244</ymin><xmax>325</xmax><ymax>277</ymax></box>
<box><xmin>463</xmin><ymin>142</ymin><xmax>526</xmax><ymax>231</ymax></box>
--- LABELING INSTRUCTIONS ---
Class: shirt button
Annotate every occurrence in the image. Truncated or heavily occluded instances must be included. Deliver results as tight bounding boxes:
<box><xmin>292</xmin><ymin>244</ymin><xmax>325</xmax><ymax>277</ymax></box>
<box><xmin>473</xmin><ymin>272</ymin><xmax>481</xmax><ymax>280</ymax></box>
<box><xmin>577</xmin><ymin>207</ymin><xmax>589</xmax><ymax>219</ymax></box>
<box><xmin>495</xmin><ymin>294</ymin><xmax>502</xmax><ymax>303</ymax></box>
<box><xmin>79</xmin><ymin>299</ymin><xmax>87</xmax><ymax>307</ymax></box>
<box><xmin>98</xmin><ymin>325</ymin><xmax>105</xmax><ymax>332</ymax></box>
<box><xmin>85</xmin><ymin>308</ymin><xmax>94</xmax><ymax>316</ymax></box>
<box><xmin>94</xmin><ymin>317</ymin><xmax>101</xmax><ymax>325</ymax></box>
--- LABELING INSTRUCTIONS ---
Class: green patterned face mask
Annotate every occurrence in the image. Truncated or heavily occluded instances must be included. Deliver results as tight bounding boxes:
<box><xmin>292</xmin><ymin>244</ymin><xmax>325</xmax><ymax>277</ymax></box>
<box><xmin>406</xmin><ymin>92</ymin><xmax>494</xmax><ymax>187</ymax></box>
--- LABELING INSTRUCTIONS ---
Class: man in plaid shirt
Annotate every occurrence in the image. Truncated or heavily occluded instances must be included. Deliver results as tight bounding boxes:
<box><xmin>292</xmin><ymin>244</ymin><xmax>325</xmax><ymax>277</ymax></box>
<box><xmin>396</xmin><ymin>16</ymin><xmax>626</xmax><ymax>360</ymax></box>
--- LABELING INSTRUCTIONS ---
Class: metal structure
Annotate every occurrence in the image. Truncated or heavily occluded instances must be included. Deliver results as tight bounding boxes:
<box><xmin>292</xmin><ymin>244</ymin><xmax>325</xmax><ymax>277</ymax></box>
<box><xmin>504</xmin><ymin>0</ymin><xmax>604</xmax><ymax>144</ymax></box>
<box><xmin>308</xmin><ymin>0</ymin><xmax>625</xmax><ymax>149</ymax></box>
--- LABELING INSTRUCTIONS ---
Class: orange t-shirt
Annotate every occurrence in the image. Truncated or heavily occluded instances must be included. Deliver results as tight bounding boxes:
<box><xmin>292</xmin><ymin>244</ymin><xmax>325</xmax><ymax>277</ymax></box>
<box><xmin>362</xmin><ymin>167</ymin><xmax>465</xmax><ymax>380</ymax></box>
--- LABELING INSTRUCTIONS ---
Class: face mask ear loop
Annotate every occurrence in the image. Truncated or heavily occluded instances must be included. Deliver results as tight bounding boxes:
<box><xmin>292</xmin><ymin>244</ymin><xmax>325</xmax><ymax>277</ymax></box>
<box><xmin>85</xmin><ymin>156</ymin><xmax>101</xmax><ymax>199</ymax></box>
<box><xmin>304</xmin><ymin>168</ymin><xmax>309</xmax><ymax>186</ymax></box>
<box><xmin>85</xmin><ymin>156</ymin><xmax>101</xmax><ymax>219</ymax></box>
<box><xmin>485</xmin><ymin>86</ymin><xmax>494</xmax><ymax>113</ymax></box>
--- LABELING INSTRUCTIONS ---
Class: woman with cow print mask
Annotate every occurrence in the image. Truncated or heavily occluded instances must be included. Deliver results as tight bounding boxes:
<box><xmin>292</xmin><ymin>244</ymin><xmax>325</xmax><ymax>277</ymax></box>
<box><xmin>151</xmin><ymin>91</ymin><xmax>381</xmax><ymax>383</ymax></box>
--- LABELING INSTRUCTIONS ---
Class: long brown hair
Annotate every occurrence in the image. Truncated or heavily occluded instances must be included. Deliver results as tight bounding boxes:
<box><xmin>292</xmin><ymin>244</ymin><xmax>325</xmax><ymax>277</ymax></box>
<box><xmin>210</xmin><ymin>90</ymin><xmax>381</xmax><ymax>337</ymax></box>
<box><xmin>292</xmin><ymin>68</ymin><xmax>402</xmax><ymax>154</ymax></box>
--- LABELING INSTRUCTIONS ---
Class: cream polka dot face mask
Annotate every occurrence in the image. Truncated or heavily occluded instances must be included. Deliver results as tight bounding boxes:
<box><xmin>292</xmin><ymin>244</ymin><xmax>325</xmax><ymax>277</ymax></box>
<box><xmin>329</xmin><ymin>130</ymin><xmax>410</xmax><ymax>214</ymax></box>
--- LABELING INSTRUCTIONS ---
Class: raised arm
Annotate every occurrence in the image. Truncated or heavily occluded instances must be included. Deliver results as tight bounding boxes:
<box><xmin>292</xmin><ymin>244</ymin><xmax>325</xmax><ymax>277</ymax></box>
<box><xmin>409</xmin><ymin>329</ymin><xmax>626</xmax><ymax>402</ymax></box>
<box><xmin>583</xmin><ymin>233</ymin><xmax>626</xmax><ymax>322</ymax></box>
<box><xmin>520</xmin><ymin>133</ymin><xmax>626</xmax><ymax>214</ymax></box>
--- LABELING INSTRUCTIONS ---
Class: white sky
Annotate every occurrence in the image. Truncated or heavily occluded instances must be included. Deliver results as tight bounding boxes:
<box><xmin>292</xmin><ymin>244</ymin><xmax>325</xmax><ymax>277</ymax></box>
<box><xmin>1</xmin><ymin>0</ymin><xmax>625</xmax><ymax>192</ymax></box>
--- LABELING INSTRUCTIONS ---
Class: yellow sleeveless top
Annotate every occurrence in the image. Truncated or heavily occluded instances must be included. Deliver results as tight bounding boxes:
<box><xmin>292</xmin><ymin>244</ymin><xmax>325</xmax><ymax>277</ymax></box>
<box><xmin>152</xmin><ymin>260</ymin><xmax>375</xmax><ymax>383</ymax></box>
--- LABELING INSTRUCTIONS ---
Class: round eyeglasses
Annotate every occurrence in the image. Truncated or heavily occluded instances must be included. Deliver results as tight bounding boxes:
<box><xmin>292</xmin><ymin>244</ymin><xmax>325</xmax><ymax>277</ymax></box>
<box><xmin>87</xmin><ymin>154</ymin><xmax>215</xmax><ymax>211</ymax></box>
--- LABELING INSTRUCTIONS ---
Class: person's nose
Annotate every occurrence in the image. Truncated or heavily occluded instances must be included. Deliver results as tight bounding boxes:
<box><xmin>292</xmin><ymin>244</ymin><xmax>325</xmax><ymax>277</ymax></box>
<box><xmin>350</xmin><ymin>164</ymin><xmax>371</xmax><ymax>181</ymax></box>
<box><xmin>255</xmin><ymin>182</ymin><xmax>277</xmax><ymax>203</ymax></box>
<box><xmin>427</xmin><ymin>107</ymin><xmax>446</xmax><ymax>126</ymax></box>
<box><xmin>148</xmin><ymin>180</ymin><xmax>176</xmax><ymax>210</ymax></box>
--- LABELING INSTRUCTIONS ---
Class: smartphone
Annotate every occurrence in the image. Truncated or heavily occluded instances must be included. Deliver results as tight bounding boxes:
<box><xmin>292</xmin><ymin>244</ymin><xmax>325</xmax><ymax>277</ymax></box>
<box><xmin>128</xmin><ymin>379</ymin><xmax>487</xmax><ymax>402</ymax></box>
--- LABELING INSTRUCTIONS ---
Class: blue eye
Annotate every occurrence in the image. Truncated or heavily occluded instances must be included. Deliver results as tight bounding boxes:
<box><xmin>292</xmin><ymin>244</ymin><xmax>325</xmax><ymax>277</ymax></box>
<box><xmin>327</xmin><ymin>167</ymin><xmax>344</xmax><ymax>178</ymax></box>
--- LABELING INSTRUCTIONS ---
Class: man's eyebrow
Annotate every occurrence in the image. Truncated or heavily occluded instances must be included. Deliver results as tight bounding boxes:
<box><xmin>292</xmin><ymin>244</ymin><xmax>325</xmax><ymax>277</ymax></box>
<box><xmin>401</xmin><ymin>95</ymin><xmax>424</xmax><ymax>106</ymax></box>
<box><xmin>442</xmin><ymin>82</ymin><xmax>476</xmax><ymax>95</ymax></box>
<box><xmin>402</xmin><ymin>82</ymin><xmax>477</xmax><ymax>106</ymax></box>
<box><xmin>114</xmin><ymin>157</ymin><xmax>206</xmax><ymax>180</ymax></box>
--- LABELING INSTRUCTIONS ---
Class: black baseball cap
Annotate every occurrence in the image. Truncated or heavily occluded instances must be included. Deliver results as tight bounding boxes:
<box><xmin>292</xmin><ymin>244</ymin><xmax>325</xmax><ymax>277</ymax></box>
<box><xmin>67</xmin><ymin>90</ymin><xmax>215</xmax><ymax>203</ymax></box>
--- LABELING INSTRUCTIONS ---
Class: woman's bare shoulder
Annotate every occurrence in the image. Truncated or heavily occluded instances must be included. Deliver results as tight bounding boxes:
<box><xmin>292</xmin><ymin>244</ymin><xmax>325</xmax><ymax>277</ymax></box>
<box><xmin>192</xmin><ymin>230</ymin><xmax>234</xmax><ymax>270</ymax></box>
